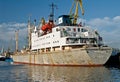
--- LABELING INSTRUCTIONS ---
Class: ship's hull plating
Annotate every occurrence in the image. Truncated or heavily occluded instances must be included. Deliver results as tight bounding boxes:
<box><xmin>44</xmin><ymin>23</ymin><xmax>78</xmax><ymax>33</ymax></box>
<box><xmin>12</xmin><ymin>47</ymin><xmax>112</xmax><ymax>66</ymax></box>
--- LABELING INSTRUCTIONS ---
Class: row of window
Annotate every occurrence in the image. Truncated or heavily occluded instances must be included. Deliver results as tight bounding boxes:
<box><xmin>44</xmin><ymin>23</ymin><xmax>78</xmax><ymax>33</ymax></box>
<box><xmin>33</xmin><ymin>40</ymin><xmax>60</xmax><ymax>47</ymax></box>
<box><xmin>53</xmin><ymin>40</ymin><xmax>59</xmax><ymax>43</ymax></box>
<box><xmin>55</xmin><ymin>27</ymin><xmax>88</xmax><ymax>32</ymax></box>
<box><xmin>34</xmin><ymin>34</ymin><xmax>55</xmax><ymax>42</ymax></box>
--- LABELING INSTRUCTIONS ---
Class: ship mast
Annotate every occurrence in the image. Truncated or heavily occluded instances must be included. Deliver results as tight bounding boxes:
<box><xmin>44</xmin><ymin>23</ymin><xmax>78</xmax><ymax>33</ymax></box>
<box><xmin>28</xmin><ymin>15</ymin><xmax>31</xmax><ymax>50</ymax></box>
<box><xmin>15</xmin><ymin>30</ymin><xmax>19</xmax><ymax>52</ymax></box>
<box><xmin>49</xmin><ymin>3</ymin><xmax>57</xmax><ymax>22</ymax></box>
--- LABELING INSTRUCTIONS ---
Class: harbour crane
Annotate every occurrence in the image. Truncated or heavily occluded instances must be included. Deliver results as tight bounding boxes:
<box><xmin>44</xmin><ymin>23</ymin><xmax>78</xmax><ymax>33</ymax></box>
<box><xmin>69</xmin><ymin>0</ymin><xmax>84</xmax><ymax>25</ymax></box>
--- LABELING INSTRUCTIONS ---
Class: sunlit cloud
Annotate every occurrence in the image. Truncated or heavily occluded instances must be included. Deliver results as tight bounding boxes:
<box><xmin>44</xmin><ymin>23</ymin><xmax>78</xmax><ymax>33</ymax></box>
<box><xmin>0</xmin><ymin>22</ymin><xmax>27</xmax><ymax>50</ymax></box>
<box><xmin>87</xmin><ymin>16</ymin><xmax>120</xmax><ymax>48</ymax></box>
<box><xmin>0</xmin><ymin>22</ymin><xmax>27</xmax><ymax>36</ymax></box>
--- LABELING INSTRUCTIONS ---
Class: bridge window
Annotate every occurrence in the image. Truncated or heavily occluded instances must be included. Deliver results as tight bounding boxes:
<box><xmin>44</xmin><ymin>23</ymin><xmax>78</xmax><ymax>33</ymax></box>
<box><xmin>67</xmin><ymin>28</ymin><xmax>71</xmax><ymax>31</ymax></box>
<box><xmin>78</xmin><ymin>28</ymin><xmax>80</xmax><ymax>32</ymax></box>
<box><xmin>81</xmin><ymin>28</ymin><xmax>87</xmax><ymax>32</ymax></box>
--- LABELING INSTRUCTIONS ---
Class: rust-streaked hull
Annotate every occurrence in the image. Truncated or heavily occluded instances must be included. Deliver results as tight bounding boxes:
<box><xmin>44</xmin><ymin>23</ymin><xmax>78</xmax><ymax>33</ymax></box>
<box><xmin>12</xmin><ymin>47</ymin><xmax>112</xmax><ymax>66</ymax></box>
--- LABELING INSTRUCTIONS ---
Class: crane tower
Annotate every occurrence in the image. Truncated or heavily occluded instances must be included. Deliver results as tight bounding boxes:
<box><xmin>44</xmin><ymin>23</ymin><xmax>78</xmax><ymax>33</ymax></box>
<box><xmin>70</xmin><ymin>0</ymin><xmax>84</xmax><ymax>25</ymax></box>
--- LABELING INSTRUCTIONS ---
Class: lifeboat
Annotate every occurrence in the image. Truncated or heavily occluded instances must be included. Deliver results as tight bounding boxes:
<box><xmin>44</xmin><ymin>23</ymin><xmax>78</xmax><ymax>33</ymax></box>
<box><xmin>41</xmin><ymin>22</ymin><xmax>54</xmax><ymax>32</ymax></box>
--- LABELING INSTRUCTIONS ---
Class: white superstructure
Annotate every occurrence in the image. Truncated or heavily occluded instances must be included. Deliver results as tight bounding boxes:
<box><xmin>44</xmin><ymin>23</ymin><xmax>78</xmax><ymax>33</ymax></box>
<box><xmin>31</xmin><ymin>15</ymin><xmax>103</xmax><ymax>51</ymax></box>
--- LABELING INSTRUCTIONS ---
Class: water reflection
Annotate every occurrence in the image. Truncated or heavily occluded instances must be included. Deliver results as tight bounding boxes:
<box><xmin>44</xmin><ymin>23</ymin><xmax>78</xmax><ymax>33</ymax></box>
<box><xmin>0</xmin><ymin>62</ymin><xmax>28</xmax><ymax>82</ymax></box>
<box><xmin>0</xmin><ymin>61</ymin><xmax>119</xmax><ymax>82</ymax></box>
<box><xmin>27</xmin><ymin>65</ymin><xmax>114</xmax><ymax>82</ymax></box>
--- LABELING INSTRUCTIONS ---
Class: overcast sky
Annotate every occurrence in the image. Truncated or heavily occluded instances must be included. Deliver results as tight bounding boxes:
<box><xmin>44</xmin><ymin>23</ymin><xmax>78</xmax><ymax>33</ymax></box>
<box><xmin>0</xmin><ymin>0</ymin><xmax>120</xmax><ymax>51</ymax></box>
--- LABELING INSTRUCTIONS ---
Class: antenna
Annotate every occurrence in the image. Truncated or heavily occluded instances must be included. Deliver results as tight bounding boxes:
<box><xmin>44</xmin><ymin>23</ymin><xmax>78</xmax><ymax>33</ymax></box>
<box><xmin>28</xmin><ymin>14</ymin><xmax>31</xmax><ymax>23</ymax></box>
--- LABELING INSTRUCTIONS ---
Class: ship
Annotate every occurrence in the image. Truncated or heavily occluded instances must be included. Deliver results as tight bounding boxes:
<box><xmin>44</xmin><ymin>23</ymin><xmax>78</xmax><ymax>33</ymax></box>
<box><xmin>12</xmin><ymin>1</ymin><xmax>112</xmax><ymax>66</ymax></box>
<box><xmin>0</xmin><ymin>48</ymin><xmax>13</xmax><ymax>62</ymax></box>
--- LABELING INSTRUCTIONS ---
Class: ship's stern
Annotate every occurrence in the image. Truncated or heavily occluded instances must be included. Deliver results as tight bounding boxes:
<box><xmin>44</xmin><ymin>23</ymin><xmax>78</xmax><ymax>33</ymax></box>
<box><xmin>86</xmin><ymin>46</ymin><xmax>112</xmax><ymax>65</ymax></box>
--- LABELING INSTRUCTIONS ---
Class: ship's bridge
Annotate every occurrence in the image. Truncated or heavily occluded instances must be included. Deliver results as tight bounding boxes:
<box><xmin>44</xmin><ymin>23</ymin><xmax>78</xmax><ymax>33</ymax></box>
<box><xmin>54</xmin><ymin>26</ymin><xmax>92</xmax><ymax>37</ymax></box>
<box><xmin>52</xmin><ymin>25</ymin><xmax>98</xmax><ymax>45</ymax></box>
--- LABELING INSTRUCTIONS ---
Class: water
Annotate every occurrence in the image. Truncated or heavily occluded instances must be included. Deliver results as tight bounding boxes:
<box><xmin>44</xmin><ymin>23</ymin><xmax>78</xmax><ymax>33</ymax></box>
<box><xmin>0</xmin><ymin>62</ymin><xmax>120</xmax><ymax>82</ymax></box>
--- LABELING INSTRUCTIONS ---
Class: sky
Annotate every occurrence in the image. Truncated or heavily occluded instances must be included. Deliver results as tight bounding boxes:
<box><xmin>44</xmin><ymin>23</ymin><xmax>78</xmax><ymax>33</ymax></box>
<box><xmin>0</xmin><ymin>0</ymin><xmax>120</xmax><ymax>51</ymax></box>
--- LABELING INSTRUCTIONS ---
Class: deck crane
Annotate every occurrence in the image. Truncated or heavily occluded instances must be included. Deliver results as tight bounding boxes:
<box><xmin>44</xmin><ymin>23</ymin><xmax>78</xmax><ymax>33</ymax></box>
<box><xmin>69</xmin><ymin>0</ymin><xmax>84</xmax><ymax>25</ymax></box>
